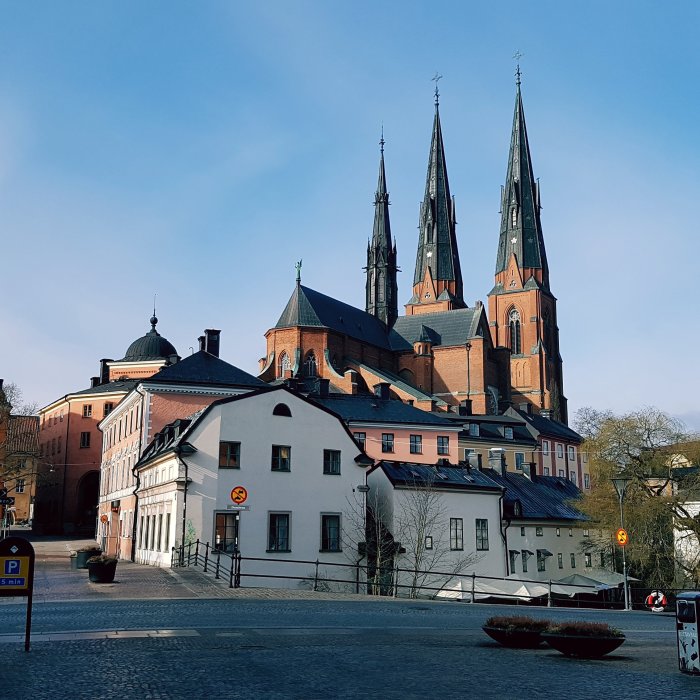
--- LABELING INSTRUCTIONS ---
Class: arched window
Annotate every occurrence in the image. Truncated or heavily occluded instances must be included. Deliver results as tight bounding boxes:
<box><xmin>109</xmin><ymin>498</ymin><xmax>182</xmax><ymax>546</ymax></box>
<box><xmin>509</xmin><ymin>309</ymin><xmax>521</xmax><ymax>355</ymax></box>
<box><xmin>278</xmin><ymin>352</ymin><xmax>291</xmax><ymax>379</ymax></box>
<box><xmin>273</xmin><ymin>403</ymin><xmax>292</xmax><ymax>417</ymax></box>
<box><xmin>303</xmin><ymin>352</ymin><xmax>317</xmax><ymax>378</ymax></box>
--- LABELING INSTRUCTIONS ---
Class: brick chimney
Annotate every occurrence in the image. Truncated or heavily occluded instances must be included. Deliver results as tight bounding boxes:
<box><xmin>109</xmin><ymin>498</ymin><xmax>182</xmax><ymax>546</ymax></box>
<box><xmin>99</xmin><ymin>359</ymin><xmax>112</xmax><ymax>385</ymax></box>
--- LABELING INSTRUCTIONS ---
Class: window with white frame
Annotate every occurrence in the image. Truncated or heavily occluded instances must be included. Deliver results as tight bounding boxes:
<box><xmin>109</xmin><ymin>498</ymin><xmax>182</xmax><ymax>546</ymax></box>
<box><xmin>543</xmin><ymin>467</ymin><xmax>550</xmax><ymax>476</ymax></box>
<box><xmin>515</xmin><ymin>452</ymin><xmax>525</xmax><ymax>470</ymax></box>
<box><xmin>437</xmin><ymin>436</ymin><xmax>450</xmax><ymax>455</ymax></box>
<box><xmin>569</xmin><ymin>471</ymin><xmax>577</xmax><ymax>485</ymax></box>
<box><xmin>353</xmin><ymin>432</ymin><xmax>366</xmax><ymax>449</ymax></box>
<box><xmin>82</xmin><ymin>404</ymin><xmax>92</xmax><ymax>418</ymax></box>
<box><xmin>16</xmin><ymin>479</ymin><xmax>25</xmax><ymax>494</ymax></box>
<box><xmin>556</xmin><ymin>443</ymin><xmax>564</xmax><ymax>458</ymax></box>
<box><xmin>409</xmin><ymin>434</ymin><xmax>422</xmax><ymax>454</ymax></box>
<box><xmin>585</xmin><ymin>553</ymin><xmax>592</xmax><ymax>567</ymax></box>
<box><xmin>542</xmin><ymin>440</ymin><xmax>550</xmax><ymax>456</ymax></box>
<box><xmin>568</xmin><ymin>446</ymin><xmax>575</xmax><ymax>461</ymax></box>
<box><xmin>381</xmin><ymin>433</ymin><xmax>394</xmax><ymax>453</ymax></box>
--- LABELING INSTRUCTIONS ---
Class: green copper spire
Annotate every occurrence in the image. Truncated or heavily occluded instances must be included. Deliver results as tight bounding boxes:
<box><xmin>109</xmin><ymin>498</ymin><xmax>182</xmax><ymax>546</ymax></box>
<box><xmin>495</xmin><ymin>74</ymin><xmax>549</xmax><ymax>289</ymax></box>
<box><xmin>366</xmin><ymin>131</ymin><xmax>398</xmax><ymax>326</ymax></box>
<box><xmin>412</xmin><ymin>88</ymin><xmax>464</xmax><ymax>304</ymax></box>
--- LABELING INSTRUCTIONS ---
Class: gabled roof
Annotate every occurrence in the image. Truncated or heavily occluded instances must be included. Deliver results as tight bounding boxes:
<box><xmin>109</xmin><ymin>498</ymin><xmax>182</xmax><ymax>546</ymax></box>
<box><xmin>7</xmin><ymin>415</ymin><xmax>39</xmax><ymax>455</ymax></box>
<box><xmin>146</xmin><ymin>351</ymin><xmax>265</xmax><ymax>389</ymax></box>
<box><xmin>483</xmin><ymin>469</ymin><xmax>585</xmax><ymax>522</ymax></box>
<box><xmin>390</xmin><ymin>308</ymin><xmax>483</xmax><ymax>350</ymax></box>
<box><xmin>275</xmin><ymin>285</ymin><xmax>391</xmax><ymax>349</ymax></box>
<box><xmin>376</xmin><ymin>461</ymin><xmax>502</xmax><ymax>493</ymax></box>
<box><xmin>508</xmin><ymin>408</ymin><xmax>582</xmax><ymax>443</ymax></box>
<box><xmin>310</xmin><ymin>394</ymin><xmax>456</xmax><ymax>426</ymax></box>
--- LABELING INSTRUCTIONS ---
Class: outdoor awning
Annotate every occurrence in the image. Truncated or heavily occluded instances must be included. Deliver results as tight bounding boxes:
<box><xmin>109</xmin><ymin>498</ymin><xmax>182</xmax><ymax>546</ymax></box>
<box><xmin>537</xmin><ymin>549</ymin><xmax>553</xmax><ymax>558</ymax></box>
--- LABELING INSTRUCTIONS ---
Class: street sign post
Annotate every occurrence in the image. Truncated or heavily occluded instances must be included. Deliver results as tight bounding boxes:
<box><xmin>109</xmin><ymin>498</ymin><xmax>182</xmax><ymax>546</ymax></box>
<box><xmin>0</xmin><ymin>536</ymin><xmax>35</xmax><ymax>651</ymax></box>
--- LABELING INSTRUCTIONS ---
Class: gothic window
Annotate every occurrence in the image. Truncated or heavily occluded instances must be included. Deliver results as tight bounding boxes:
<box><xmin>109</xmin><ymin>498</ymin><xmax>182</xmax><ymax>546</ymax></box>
<box><xmin>303</xmin><ymin>352</ymin><xmax>317</xmax><ymax>378</ymax></box>
<box><xmin>508</xmin><ymin>309</ymin><xmax>522</xmax><ymax>355</ymax></box>
<box><xmin>278</xmin><ymin>352</ymin><xmax>291</xmax><ymax>379</ymax></box>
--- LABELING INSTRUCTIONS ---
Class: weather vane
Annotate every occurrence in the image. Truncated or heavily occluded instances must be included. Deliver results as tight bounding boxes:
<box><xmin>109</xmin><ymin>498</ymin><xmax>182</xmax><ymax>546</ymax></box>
<box><xmin>432</xmin><ymin>72</ymin><xmax>442</xmax><ymax>104</ymax></box>
<box><xmin>512</xmin><ymin>50</ymin><xmax>524</xmax><ymax>85</ymax></box>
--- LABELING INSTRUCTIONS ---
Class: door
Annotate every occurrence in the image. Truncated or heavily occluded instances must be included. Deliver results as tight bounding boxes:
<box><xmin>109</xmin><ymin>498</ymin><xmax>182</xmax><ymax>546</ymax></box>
<box><xmin>214</xmin><ymin>512</ymin><xmax>240</xmax><ymax>553</ymax></box>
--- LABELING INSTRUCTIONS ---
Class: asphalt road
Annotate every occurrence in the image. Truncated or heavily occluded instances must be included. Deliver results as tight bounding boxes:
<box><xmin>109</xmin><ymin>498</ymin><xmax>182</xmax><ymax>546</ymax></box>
<box><xmin>0</xmin><ymin>597</ymin><xmax>696</xmax><ymax>700</ymax></box>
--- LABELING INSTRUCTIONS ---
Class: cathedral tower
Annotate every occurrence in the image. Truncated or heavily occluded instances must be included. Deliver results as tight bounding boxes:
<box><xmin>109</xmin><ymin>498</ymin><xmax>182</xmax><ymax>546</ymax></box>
<box><xmin>488</xmin><ymin>71</ymin><xmax>567</xmax><ymax>423</ymax></box>
<box><xmin>406</xmin><ymin>88</ymin><xmax>465</xmax><ymax>316</ymax></box>
<box><xmin>365</xmin><ymin>134</ymin><xmax>399</xmax><ymax>327</ymax></box>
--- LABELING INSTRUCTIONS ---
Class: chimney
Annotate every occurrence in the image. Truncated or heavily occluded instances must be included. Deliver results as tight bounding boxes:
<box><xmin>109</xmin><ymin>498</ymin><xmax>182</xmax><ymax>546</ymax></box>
<box><xmin>458</xmin><ymin>400</ymin><xmax>472</xmax><ymax>416</ymax></box>
<box><xmin>522</xmin><ymin>462</ymin><xmax>534</xmax><ymax>480</ymax></box>
<box><xmin>198</xmin><ymin>335</ymin><xmax>206</xmax><ymax>352</ymax></box>
<box><xmin>467</xmin><ymin>452</ymin><xmax>483</xmax><ymax>470</ymax></box>
<box><xmin>318</xmin><ymin>378</ymin><xmax>330</xmax><ymax>398</ymax></box>
<box><xmin>488</xmin><ymin>448</ymin><xmax>505</xmax><ymax>475</ymax></box>
<box><xmin>90</xmin><ymin>377</ymin><xmax>100</xmax><ymax>388</ymax></box>
<box><xmin>540</xmin><ymin>409</ymin><xmax>551</xmax><ymax>419</ymax></box>
<box><xmin>204</xmin><ymin>329</ymin><xmax>221</xmax><ymax>357</ymax></box>
<box><xmin>373</xmin><ymin>382</ymin><xmax>391</xmax><ymax>401</ymax></box>
<box><xmin>99</xmin><ymin>359</ymin><xmax>112</xmax><ymax>385</ymax></box>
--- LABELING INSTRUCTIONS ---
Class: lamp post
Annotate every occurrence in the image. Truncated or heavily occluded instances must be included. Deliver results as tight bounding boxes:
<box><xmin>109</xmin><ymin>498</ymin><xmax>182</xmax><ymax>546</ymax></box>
<box><xmin>611</xmin><ymin>477</ymin><xmax>632</xmax><ymax>611</ymax></box>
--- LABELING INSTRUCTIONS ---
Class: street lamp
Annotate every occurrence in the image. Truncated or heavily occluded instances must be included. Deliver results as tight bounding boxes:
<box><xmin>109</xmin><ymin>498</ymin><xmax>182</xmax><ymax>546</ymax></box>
<box><xmin>611</xmin><ymin>477</ymin><xmax>632</xmax><ymax>611</ymax></box>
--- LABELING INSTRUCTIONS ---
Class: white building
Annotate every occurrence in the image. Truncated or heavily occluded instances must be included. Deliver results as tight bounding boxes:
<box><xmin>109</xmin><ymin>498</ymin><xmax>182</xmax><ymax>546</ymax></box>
<box><xmin>133</xmin><ymin>386</ymin><xmax>372</xmax><ymax>590</ymax></box>
<box><xmin>367</xmin><ymin>461</ymin><xmax>507</xmax><ymax>597</ymax></box>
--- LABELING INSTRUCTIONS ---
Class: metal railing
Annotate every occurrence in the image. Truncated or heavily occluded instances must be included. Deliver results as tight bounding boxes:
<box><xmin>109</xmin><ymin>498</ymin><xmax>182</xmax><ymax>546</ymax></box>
<box><xmin>172</xmin><ymin>540</ymin><xmax>650</xmax><ymax>608</ymax></box>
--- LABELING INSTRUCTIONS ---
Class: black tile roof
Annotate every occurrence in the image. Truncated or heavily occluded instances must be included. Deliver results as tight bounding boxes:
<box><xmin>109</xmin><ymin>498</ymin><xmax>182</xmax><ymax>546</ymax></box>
<box><xmin>71</xmin><ymin>380</ymin><xmax>139</xmax><ymax>397</ymax></box>
<box><xmin>137</xmin><ymin>418</ymin><xmax>195</xmax><ymax>466</ymax></box>
<box><xmin>147</xmin><ymin>351</ymin><xmax>266</xmax><ymax>388</ymax></box>
<box><xmin>275</xmin><ymin>285</ymin><xmax>390</xmax><ymax>349</ymax></box>
<box><xmin>482</xmin><ymin>469</ymin><xmax>585</xmax><ymax>522</ymax></box>
<box><xmin>376</xmin><ymin>461</ymin><xmax>503</xmax><ymax>492</ymax></box>
<box><xmin>508</xmin><ymin>408</ymin><xmax>583</xmax><ymax>443</ymax></box>
<box><xmin>310</xmin><ymin>394</ymin><xmax>456</xmax><ymax>426</ymax></box>
<box><xmin>389</xmin><ymin>308</ymin><xmax>482</xmax><ymax>351</ymax></box>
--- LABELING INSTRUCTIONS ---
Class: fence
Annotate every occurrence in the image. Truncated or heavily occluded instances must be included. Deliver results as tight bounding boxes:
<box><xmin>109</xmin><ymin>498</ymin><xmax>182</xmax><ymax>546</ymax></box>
<box><xmin>171</xmin><ymin>540</ymin><xmax>654</xmax><ymax>608</ymax></box>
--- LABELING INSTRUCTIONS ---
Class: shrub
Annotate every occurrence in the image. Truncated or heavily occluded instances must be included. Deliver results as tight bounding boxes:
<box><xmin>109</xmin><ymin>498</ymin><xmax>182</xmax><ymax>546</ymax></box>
<box><xmin>484</xmin><ymin>615</ymin><xmax>551</xmax><ymax>633</ymax></box>
<box><xmin>86</xmin><ymin>555</ymin><xmax>118</xmax><ymax>565</ymax></box>
<box><xmin>546</xmin><ymin>621</ymin><xmax>623</xmax><ymax>638</ymax></box>
<box><xmin>77</xmin><ymin>545</ymin><xmax>101</xmax><ymax>553</ymax></box>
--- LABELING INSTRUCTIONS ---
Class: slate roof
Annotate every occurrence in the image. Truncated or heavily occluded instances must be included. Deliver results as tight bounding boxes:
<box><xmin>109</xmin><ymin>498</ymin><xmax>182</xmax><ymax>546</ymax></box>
<box><xmin>441</xmin><ymin>413</ymin><xmax>536</xmax><ymax>445</ymax></box>
<box><xmin>377</xmin><ymin>461</ymin><xmax>502</xmax><ymax>493</ymax></box>
<box><xmin>70</xmin><ymin>380</ymin><xmax>139</xmax><ymax>397</ymax></box>
<box><xmin>390</xmin><ymin>308</ymin><xmax>482</xmax><ymax>351</ymax></box>
<box><xmin>275</xmin><ymin>285</ymin><xmax>391</xmax><ymax>349</ymax></box>
<box><xmin>482</xmin><ymin>469</ymin><xmax>586</xmax><ymax>522</ymax></box>
<box><xmin>137</xmin><ymin>418</ymin><xmax>194</xmax><ymax>466</ymax></box>
<box><xmin>147</xmin><ymin>351</ymin><xmax>266</xmax><ymax>388</ymax></box>
<box><xmin>310</xmin><ymin>394</ymin><xmax>456</xmax><ymax>426</ymax></box>
<box><xmin>510</xmin><ymin>408</ymin><xmax>583</xmax><ymax>443</ymax></box>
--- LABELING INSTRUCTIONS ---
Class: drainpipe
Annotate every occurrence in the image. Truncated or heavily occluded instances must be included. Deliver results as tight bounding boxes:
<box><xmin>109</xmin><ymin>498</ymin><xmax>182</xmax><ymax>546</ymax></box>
<box><xmin>498</xmin><ymin>489</ymin><xmax>511</xmax><ymax>575</ymax></box>
<box><xmin>177</xmin><ymin>452</ymin><xmax>189</xmax><ymax>559</ymax></box>
<box><xmin>130</xmin><ymin>386</ymin><xmax>146</xmax><ymax>562</ymax></box>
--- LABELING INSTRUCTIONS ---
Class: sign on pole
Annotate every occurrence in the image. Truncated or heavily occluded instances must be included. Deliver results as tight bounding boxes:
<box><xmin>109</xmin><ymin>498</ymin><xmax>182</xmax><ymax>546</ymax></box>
<box><xmin>616</xmin><ymin>528</ymin><xmax>629</xmax><ymax>547</ymax></box>
<box><xmin>0</xmin><ymin>536</ymin><xmax>35</xmax><ymax>651</ymax></box>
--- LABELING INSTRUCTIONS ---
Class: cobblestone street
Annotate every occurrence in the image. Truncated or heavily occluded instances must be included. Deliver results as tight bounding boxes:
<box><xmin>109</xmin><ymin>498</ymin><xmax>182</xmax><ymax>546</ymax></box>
<box><xmin>0</xmin><ymin>535</ymin><xmax>697</xmax><ymax>699</ymax></box>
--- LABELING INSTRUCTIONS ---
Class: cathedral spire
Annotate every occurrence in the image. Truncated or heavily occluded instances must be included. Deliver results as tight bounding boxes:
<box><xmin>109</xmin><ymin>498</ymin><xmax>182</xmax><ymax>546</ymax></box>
<box><xmin>494</xmin><ymin>72</ymin><xmax>549</xmax><ymax>290</ymax></box>
<box><xmin>365</xmin><ymin>131</ymin><xmax>398</xmax><ymax>327</ymax></box>
<box><xmin>408</xmin><ymin>85</ymin><xmax>464</xmax><ymax>314</ymax></box>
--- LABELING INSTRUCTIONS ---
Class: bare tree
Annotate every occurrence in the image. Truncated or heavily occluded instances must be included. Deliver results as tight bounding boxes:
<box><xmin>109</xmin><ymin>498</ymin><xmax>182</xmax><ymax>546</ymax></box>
<box><xmin>394</xmin><ymin>476</ymin><xmax>482</xmax><ymax>598</ymax></box>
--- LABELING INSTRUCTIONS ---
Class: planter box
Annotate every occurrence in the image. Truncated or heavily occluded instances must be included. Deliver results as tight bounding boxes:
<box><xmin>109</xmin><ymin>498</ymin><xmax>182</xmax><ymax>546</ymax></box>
<box><xmin>483</xmin><ymin>626</ymin><xmax>545</xmax><ymax>649</ymax></box>
<box><xmin>87</xmin><ymin>560</ymin><xmax>118</xmax><ymax>583</ymax></box>
<box><xmin>75</xmin><ymin>550</ymin><xmax>102</xmax><ymax>569</ymax></box>
<box><xmin>542</xmin><ymin>633</ymin><xmax>625</xmax><ymax>658</ymax></box>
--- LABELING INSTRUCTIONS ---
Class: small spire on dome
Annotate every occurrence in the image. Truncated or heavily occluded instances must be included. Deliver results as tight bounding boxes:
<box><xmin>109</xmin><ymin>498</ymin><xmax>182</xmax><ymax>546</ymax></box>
<box><xmin>150</xmin><ymin>294</ymin><xmax>158</xmax><ymax>330</ymax></box>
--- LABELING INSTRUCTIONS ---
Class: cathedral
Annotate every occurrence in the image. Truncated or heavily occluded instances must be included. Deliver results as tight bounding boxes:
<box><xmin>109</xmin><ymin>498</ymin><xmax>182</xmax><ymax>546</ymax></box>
<box><xmin>259</xmin><ymin>74</ymin><xmax>568</xmax><ymax>424</ymax></box>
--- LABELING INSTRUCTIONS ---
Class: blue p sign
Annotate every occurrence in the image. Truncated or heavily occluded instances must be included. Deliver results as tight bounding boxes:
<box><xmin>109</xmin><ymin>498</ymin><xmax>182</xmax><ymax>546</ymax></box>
<box><xmin>4</xmin><ymin>560</ymin><xmax>20</xmax><ymax>575</ymax></box>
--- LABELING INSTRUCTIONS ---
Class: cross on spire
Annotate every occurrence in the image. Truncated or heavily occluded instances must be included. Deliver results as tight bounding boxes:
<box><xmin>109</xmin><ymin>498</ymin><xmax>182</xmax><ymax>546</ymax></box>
<box><xmin>432</xmin><ymin>72</ymin><xmax>442</xmax><ymax>105</ymax></box>
<box><xmin>512</xmin><ymin>50</ymin><xmax>524</xmax><ymax>86</ymax></box>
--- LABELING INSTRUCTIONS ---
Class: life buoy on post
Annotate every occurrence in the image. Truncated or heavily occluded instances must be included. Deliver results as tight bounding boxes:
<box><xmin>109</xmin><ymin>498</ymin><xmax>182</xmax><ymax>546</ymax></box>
<box><xmin>645</xmin><ymin>590</ymin><xmax>667</xmax><ymax>612</ymax></box>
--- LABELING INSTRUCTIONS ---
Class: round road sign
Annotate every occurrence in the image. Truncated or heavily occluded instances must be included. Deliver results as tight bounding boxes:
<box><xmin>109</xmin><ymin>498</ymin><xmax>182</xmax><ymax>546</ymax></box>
<box><xmin>616</xmin><ymin>528</ymin><xmax>629</xmax><ymax>546</ymax></box>
<box><xmin>231</xmin><ymin>486</ymin><xmax>248</xmax><ymax>505</ymax></box>
<box><xmin>100</xmin><ymin>514</ymin><xmax>108</xmax><ymax>524</ymax></box>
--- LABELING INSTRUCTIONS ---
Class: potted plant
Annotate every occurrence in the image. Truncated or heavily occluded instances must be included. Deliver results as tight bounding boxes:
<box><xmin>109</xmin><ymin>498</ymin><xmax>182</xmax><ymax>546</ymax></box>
<box><xmin>75</xmin><ymin>545</ymin><xmax>102</xmax><ymax>569</ymax></box>
<box><xmin>482</xmin><ymin>615</ymin><xmax>551</xmax><ymax>648</ymax></box>
<box><xmin>86</xmin><ymin>555</ymin><xmax>118</xmax><ymax>583</ymax></box>
<box><xmin>542</xmin><ymin>621</ymin><xmax>626</xmax><ymax>658</ymax></box>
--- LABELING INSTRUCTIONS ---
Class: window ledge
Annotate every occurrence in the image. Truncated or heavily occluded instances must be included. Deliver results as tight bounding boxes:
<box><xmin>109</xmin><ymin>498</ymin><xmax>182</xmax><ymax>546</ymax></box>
<box><xmin>319</xmin><ymin>549</ymin><xmax>342</xmax><ymax>554</ymax></box>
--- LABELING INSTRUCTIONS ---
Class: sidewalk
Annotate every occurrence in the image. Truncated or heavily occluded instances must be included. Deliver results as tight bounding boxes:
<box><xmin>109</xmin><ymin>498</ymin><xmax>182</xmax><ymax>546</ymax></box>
<box><xmin>4</xmin><ymin>533</ymin><xmax>373</xmax><ymax>603</ymax></box>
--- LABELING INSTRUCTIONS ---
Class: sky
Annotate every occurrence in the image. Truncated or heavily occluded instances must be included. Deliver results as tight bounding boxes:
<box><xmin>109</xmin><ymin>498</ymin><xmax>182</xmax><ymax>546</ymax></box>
<box><xmin>0</xmin><ymin>1</ymin><xmax>698</xmax><ymax>429</ymax></box>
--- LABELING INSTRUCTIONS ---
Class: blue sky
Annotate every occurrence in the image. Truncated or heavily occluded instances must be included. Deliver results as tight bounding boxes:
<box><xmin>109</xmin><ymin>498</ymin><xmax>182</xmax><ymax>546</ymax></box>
<box><xmin>1</xmin><ymin>2</ymin><xmax>698</xmax><ymax>428</ymax></box>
